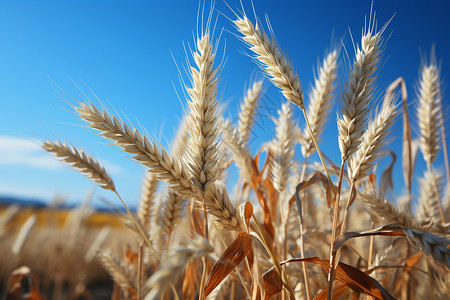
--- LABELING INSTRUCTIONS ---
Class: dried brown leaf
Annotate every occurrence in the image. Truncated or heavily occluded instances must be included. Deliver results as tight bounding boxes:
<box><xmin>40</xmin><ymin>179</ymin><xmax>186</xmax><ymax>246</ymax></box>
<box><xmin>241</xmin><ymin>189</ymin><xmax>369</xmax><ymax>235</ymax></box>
<box><xmin>204</xmin><ymin>233</ymin><xmax>253</xmax><ymax>296</ymax></box>
<box><xmin>333</xmin><ymin>225</ymin><xmax>406</xmax><ymax>254</ymax></box>
<box><xmin>315</xmin><ymin>283</ymin><xmax>349</xmax><ymax>300</ymax></box>
<box><xmin>262</xmin><ymin>267</ymin><xmax>282</xmax><ymax>300</ymax></box>
<box><xmin>182</xmin><ymin>260</ymin><xmax>200</xmax><ymax>300</ymax></box>
<box><xmin>288</xmin><ymin>172</ymin><xmax>334</xmax><ymax>209</ymax></box>
<box><xmin>263</xmin><ymin>257</ymin><xmax>394</xmax><ymax>300</ymax></box>
<box><xmin>250</xmin><ymin>155</ymin><xmax>274</xmax><ymax>239</ymax></box>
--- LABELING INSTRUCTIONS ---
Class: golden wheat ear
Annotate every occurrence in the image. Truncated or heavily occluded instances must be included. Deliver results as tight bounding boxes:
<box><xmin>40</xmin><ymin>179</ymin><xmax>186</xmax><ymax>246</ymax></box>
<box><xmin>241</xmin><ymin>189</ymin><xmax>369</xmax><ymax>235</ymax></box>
<box><xmin>42</xmin><ymin>140</ymin><xmax>115</xmax><ymax>191</ymax></box>
<box><xmin>221</xmin><ymin>118</ymin><xmax>253</xmax><ymax>185</ymax></box>
<box><xmin>238</xmin><ymin>79</ymin><xmax>264</xmax><ymax>146</ymax></box>
<box><xmin>416</xmin><ymin>169</ymin><xmax>444</xmax><ymax>229</ymax></box>
<box><xmin>137</xmin><ymin>172</ymin><xmax>158</xmax><ymax>231</ymax></box>
<box><xmin>75</xmin><ymin>101</ymin><xmax>199</xmax><ymax>198</ymax></box>
<box><xmin>98</xmin><ymin>251</ymin><xmax>138</xmax><ymax>294</ymax></box>
<box><xmin>348</xmin><ymin>94</ymin><xmax>399</xmax><ymax>182</ymax></box>
<box><xmin>338</xmin><ymin>23</ymin><xmax>385</xmax><ymax>161</ymax></box>
<box><xmin>405</xmin><ymin>229</ymin><xmax>450</xmax><ymax>272</ymax></box>
<box><xmin>159</xmin><ymin>190</ymin><xmax>185</xmax><ymax>238</ymax></box>
<box><xmin>358</xmin><ymin>189</ymin><xmax>415</xmax><ymax>228</ymax></box>
<box><xmin>416</xmin><ymin>63</ymin><xmax>441</xmax><ymax>166</ymax></box>
<box><xmin>271</xmin><ymin>102</ymin><xmax>296</xmax><ymax>194</ymax></box>
<box><xmin>233</xmin><ymin>15</ymin><xmax>304</xmax><ymax>108</ymax></box>
<box><xmin>184</xmin><ymin>33</ymin><xmax>222</xmax><ymax>194</ymax></box>
<box><xmin>301</xmin><ymin>50</ymin><xmax>338</xmax><ymax>158</ymax></box>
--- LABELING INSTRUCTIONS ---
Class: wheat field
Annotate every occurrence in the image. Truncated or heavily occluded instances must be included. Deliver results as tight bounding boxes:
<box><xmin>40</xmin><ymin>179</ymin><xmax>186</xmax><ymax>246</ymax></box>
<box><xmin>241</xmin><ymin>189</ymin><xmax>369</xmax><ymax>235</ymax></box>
<box><xmin>0</xmin><ymin>2</ymin><xmax>449</xmax><ymax>300</ymax></box>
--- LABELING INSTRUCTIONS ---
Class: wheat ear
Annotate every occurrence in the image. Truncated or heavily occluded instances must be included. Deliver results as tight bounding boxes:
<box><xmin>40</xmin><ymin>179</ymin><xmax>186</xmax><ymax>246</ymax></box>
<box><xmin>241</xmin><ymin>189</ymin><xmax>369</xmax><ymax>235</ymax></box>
<box><xmin>435</xmin><ymin>272</ymin><xmax>450</xmax><ymax>298</ymax></box>
<box><xmin>348</xmin><ymin>94</ymin><xmax>399</xmax><ymax>182</ymax></box>
<box><xmin>417</xmin><ymin>63</ymin><xmax>441</xmax><ymax>166</ymax></box>
<box><xmin>405</xmin><ymin>229</ymin><xmax>450</xmax><ymax>272</ymax></box>
<box><xmin>184</xmin><ymin>31</ymin><xmax>224</xmax><ymax>299</ymax></box>
<box><xmin>75</xmin><ymin>102</ymin><xmax>199</xmax><ymax>199</ymax></box>
<box><xmin>185</xmin><ymin>33</ymin><xmax>222</xmax><ymax>193</ymax></box>
<box><xmin>160</xmin><ymin>191</ymin><xmax>186</xmax><ymax>237</ymax></box>
<box><xmin>416</xmin><ymin>169</ymin><xmax>444</xmax><ymax>229</ymax></box>
<box><xmin>358</xmin><ymin>190</ymin><xmax>415</xmax><ymax>228</ymax></box>
<box><xmin>98</xmin><ymin>251</ymin><xmax>138</xmax><ymax>293</ymax></box>
<box><xmin>234</xmin><ymin>15</ymin><xmax>304</xmax><ymax>108</ymax></box>
<box><xmin>271</xmin><ymin>102</ymin><xmax>296</xmax><ymax>194</ymax></box>
<box><xmin>338</xmin><ymin>25</ymin><xmax>383</xmax><ymax>160</ymax></box>
<box><xmin>204</xmin><ymin>184</ymin><xmax>243</xmax><ymax>232</ymax></box>
<box><xmin>138</xmin><ymin>172</ymin><xmax>158</xmax><ymax>230</ymax></box>
<box><xmin>301</xmin><ymin>50</ymin><xmax>338</xmax><ymax>158</ymax></box>
<box><xmin>43</xmin><ymin>137</ymin><xmax>161</xmax><ymax>259</ymax></box>
<box><xmin>238</xmin><ymin>79</ymin><xmax>264</xmax><ymax>145</ymax></box>
<box><xmin>234</xmin><ymin>10</ymin><xmax>336</xmax><ymax>201</ymax></box>
<box><xmin>42</xmin><ymin>140</ymin><xmax>115</xmax><ymax>191</ymax></box>
<box><xmin>370</xmin><ymin>243</ymin><xmax>402</xmax><ymax>282</ymax></box>
<box><xmin>222</xmin><ymin>119</ymin><xmax>253</xmax><ymax>185</ymax></box>
<box><xmin>328</xmin><ymin>23</ymin><xmax>385</xmax><ymax>293</ymax></box>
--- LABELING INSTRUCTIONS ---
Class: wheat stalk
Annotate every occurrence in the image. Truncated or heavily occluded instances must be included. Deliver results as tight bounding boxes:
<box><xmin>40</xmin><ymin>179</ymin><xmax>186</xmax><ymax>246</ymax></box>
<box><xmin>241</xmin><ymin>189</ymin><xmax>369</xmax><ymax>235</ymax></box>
<box><xmin>338</xmin><ymin>24</ymin><xmax>383</xmax><ymax>160</ymax></box>
<box><xmin>75</xmin><ymin>102</ymin><xmax>199</xmax><ymax>199</ymax></box>
<box><xmin>238</xmin><ymin>80</ymin><xmax>264</xmax><ymax>145</ymax></box>
<box><xmin>326</xmin><ymin>23</ymin><xmax>386</xmax><ymax>292</ymax></box>
<box><xmin>42</xmin><ymin>140</ymin><xmax>115</xmax><ymax>191</ymax></box>
<box><xmin>233</xmin><ymin>15</ymin><xmax>304</xmax><ymax>108</ymax></box>
<box><xmin>301</xmin><ymin>50</ymin><xmax>338</xmax><ymax>158</ymax></box>
<box><xmin>417</xmin><ymin>63</ymin><xmax>441</xmax><ymax>166</ymax></box>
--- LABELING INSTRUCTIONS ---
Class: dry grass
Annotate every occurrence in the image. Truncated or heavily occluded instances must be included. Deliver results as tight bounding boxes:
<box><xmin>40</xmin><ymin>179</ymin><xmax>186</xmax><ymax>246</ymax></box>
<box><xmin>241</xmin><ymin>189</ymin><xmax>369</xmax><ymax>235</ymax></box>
<box><xmin>2</xmin><ymin>3</ymin><xmax>450</xmax><ymax>300</ymax></box>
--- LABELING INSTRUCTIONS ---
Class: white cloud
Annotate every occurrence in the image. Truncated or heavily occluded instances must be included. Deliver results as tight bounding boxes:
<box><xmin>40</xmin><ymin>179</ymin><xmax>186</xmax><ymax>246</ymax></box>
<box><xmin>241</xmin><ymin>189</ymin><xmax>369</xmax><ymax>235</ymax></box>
<box><xmin>0</xmin><ymin>135</ymin><xmax>62</xmax><ymax>169</ymax></box>
<box><xmin>0</xmin><ymin>135</ymin><xmax>121</xmax><ymax>173</ymax></box>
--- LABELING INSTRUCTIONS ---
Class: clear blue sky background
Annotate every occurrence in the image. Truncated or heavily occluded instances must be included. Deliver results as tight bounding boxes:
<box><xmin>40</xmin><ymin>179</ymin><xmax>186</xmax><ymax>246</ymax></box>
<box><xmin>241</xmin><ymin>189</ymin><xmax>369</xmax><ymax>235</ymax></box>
<box><xmin>0</xmin><ymin>0</ymin><xmax>448</xmax><ymax>209</ymax></box>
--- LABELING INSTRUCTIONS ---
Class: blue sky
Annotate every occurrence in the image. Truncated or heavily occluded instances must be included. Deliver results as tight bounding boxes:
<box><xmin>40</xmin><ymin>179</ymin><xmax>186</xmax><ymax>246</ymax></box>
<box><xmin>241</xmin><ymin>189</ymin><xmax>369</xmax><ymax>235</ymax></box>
<box><xmin>0</xmin><ymin>0</ymin><xmax>449</xmax><ymax>209</ymax></box>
